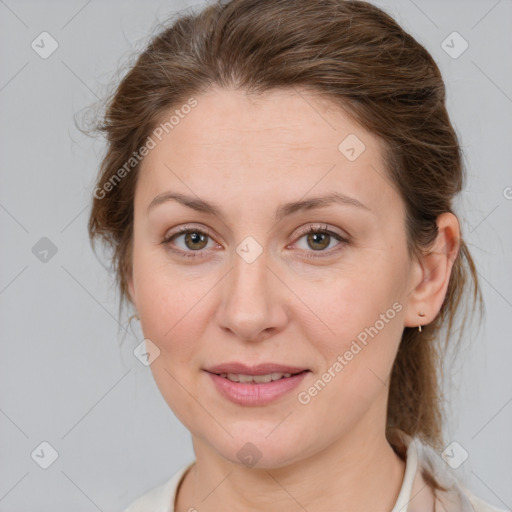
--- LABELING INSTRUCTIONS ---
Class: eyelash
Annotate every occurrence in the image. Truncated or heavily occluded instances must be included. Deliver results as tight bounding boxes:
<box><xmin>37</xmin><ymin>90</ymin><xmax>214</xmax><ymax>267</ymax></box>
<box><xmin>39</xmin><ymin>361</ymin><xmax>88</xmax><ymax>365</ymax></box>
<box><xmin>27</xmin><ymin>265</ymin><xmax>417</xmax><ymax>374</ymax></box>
<box><xmin>161</xmin><ymin>224</ymin><xmax>348</xmax><ymax>260</ymax></box>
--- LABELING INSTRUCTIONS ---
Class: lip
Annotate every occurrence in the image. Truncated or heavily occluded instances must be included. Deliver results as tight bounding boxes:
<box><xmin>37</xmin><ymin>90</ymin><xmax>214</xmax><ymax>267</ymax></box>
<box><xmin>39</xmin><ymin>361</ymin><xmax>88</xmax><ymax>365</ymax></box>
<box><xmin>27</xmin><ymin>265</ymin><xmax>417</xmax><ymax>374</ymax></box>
<box><xmin>205</xmin><ymin>369</ymin><xmax>310</xmax><ymax>406</ymax></box>
<box><xmin>205</xmin><ymin>362</ymin><xmax>309</xmax><ymax>376</ymax></box>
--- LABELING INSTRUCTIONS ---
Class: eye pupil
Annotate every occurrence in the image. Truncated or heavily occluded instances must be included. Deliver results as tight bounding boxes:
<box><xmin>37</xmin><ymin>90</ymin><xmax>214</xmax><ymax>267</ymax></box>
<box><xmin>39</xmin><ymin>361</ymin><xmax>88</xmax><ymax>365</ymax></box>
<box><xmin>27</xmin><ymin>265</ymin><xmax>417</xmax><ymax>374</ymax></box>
<box><xmin>307</xmin><ymin>232</ymin><xmax>330</xmax><ymax>250</ymax></box>
<box><xmin>185</xmin><ymin>232</ymin><xmax>208</xmax><ymax>250</ymax></box>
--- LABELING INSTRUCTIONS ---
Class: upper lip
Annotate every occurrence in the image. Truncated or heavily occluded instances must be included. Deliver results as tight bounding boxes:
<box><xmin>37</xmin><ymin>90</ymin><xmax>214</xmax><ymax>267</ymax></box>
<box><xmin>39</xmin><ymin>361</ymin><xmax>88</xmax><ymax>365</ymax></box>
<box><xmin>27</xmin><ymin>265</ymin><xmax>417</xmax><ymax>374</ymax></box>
<box><xmin>205</xmin><ymin>362</ymin><xmax>309</xmax><ymax>376</ymax></box>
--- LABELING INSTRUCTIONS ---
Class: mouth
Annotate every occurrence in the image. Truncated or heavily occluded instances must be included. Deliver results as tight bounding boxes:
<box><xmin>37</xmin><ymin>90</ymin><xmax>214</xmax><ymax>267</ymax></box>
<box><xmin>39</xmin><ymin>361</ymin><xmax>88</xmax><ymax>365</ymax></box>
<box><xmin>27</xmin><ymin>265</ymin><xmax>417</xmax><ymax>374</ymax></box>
<box><xmin>210</xmin><ymin>370</ymin><xmax>309</xmax><ymax>384</ymax></box>
<box><xmin>204</xmin><ymin>363</ymin><xmax>310</xmax><ymax>406</ymax></box>
<box><xmin>205</xmin><ymin>362</ymin><xmax>309</xmax><ymax>376</ymax></box>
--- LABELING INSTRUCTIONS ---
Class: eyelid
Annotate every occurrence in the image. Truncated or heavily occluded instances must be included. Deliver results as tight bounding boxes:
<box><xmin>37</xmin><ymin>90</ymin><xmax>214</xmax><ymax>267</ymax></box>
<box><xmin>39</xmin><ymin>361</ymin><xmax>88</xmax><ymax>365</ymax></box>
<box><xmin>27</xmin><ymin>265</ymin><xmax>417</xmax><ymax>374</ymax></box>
<box><xmin>163</xmin><ymin>222</ymin><xmax>348</xmax><ymax>242</ymax></box>
<box><xmin>293</xmin><ymin>223</ymin><xmax>348</xmax><ymax>240</ymax></box>
<box><xmin>288</xmin><ymin>224</ymin><xmax>348</xmax><ymax>258</ymax></box>
<box><xmin>162</xmin><ymin>223</ymin><xmax>349</xmax><ymax>259</ymax></box>
<box><xmin>163</xmin><ymin>223</ymin><xmax>216</xmax><ymax>241</ymax></box>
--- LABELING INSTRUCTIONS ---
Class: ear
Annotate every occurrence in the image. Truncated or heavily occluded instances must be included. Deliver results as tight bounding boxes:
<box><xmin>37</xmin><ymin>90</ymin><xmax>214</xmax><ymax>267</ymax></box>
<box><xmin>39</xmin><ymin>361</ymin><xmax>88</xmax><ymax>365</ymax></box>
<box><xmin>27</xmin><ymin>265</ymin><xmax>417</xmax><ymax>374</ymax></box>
<box><xmin>403</xmin><ymin>212</ymin><xmax>461</xmax><ymax>329</ymax></box>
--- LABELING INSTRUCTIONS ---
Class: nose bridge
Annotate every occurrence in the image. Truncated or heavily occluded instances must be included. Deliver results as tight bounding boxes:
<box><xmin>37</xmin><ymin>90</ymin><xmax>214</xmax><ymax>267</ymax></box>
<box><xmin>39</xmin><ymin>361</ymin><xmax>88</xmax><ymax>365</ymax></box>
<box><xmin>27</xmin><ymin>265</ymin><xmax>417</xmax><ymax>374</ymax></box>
<box><xmin>216</xmin><ymin>241</ymin><xmax>287</xmax><ymax>340</ymax></box>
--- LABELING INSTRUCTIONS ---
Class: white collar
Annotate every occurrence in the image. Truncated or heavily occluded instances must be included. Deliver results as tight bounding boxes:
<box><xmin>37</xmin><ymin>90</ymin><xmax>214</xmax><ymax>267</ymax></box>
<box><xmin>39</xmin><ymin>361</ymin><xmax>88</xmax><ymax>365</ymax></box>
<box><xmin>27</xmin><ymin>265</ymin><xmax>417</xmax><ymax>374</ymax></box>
<box><xmin>391</xmin><ymin>431</ymin><xmax>421</xmax><ymax>512</ymax></box>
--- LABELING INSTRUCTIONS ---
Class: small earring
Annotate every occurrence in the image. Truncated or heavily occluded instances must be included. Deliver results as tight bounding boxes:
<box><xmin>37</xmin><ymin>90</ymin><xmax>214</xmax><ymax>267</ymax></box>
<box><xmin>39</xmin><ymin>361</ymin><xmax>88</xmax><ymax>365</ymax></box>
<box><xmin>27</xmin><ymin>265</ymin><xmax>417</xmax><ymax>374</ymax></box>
<box><xmin>418</xmin><ymin>311</ymin><xmax>426</xmax><ymax>332</ymax></box>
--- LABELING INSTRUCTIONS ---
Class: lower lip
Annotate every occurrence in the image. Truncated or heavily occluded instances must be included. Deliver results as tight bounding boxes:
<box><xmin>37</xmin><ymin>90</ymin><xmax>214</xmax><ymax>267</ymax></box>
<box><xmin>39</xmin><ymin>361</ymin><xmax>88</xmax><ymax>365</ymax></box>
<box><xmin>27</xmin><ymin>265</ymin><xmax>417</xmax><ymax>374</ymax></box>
<box><xmin>206</xmin><ymin>370</ymin><xmax>309</xmax><ymax>406</ymax></box>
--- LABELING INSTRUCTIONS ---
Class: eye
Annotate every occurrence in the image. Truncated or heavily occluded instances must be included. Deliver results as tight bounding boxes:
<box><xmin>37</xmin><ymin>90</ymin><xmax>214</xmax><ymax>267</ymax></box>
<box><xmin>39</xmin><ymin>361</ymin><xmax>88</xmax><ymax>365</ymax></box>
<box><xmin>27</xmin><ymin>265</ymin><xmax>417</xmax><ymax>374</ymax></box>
<box><xmin>161</xmin><ymin>226</ymin><xmax>217</xmax><ymax>259</ymax></box>
<box><xmin>292</xmin><ymin>224</ymin><xmax>348</xmax><ymax>258</ymax></box>
<box><xmin>161</xmin><ymin>223</ymin><xmax>348</xmax><ymax>260</ymax></box>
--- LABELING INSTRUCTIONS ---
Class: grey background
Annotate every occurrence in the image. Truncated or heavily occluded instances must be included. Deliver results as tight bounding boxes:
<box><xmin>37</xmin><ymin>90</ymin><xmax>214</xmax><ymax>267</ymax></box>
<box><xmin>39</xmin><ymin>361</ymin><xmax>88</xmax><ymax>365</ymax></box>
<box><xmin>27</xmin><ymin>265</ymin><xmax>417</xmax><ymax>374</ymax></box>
<box><xmin>0</xmin><ymin>0</ymin><xmax>511</xmax><ymax>510</ymax></box>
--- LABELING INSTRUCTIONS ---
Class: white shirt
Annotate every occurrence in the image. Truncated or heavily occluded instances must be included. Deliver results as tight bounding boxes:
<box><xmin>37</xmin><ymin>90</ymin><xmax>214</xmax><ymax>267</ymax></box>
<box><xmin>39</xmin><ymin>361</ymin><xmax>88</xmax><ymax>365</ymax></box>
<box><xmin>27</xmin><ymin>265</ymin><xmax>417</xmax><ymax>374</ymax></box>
<box><xmin>123</xmin><ymin>430</ymin><xmax>507</xmax><ymax>512</ymax></box>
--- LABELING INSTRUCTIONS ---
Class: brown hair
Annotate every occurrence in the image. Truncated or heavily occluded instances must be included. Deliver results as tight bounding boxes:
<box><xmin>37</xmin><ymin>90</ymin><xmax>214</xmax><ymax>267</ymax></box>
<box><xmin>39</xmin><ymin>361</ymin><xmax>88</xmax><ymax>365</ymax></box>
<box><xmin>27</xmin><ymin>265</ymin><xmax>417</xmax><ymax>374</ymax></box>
<box><xmin>86</xmin><ymin>0</ymin><xmax>482</xmax><ymax>481</ymax></box>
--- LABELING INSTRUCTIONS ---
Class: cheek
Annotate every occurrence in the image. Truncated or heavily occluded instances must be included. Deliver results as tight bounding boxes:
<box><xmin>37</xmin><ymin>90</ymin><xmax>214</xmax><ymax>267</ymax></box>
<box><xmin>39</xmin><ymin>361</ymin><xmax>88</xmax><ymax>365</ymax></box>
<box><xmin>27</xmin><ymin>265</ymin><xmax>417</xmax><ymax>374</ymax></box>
<box><xmin>297</xmin><ymin>260</ymin><xmax>405</xmax><ymax>389</ymax></box>
<box><xmin>295</xmin><ymin>263</ymin><xmax>401</xmax><ymax>338</ymax></box>
<box><xmin>133</xmin><ymin>259</ymin><xmax>218</xmax><ymax>377</ymax></box>
<box><xmin>297</xmin><ymin>281</ymin><xmax>404</xmax><ymax>424</ymax></box>
<box><xmin>132</xmin><ymin>256</ymin><xmax>211</xmax><ymax>425</ymax></box>
<box><xmin>138</xmin><ymin>276</ymin><xmax>205</xmax><ymax>349</ymax></box>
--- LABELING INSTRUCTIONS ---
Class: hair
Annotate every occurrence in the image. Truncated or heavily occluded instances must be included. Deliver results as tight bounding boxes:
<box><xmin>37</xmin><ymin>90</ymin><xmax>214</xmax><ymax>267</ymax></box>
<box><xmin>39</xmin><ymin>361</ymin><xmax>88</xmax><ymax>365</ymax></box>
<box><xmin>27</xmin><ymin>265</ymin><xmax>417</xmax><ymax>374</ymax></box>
<box><xmin>86</xmin><ymin>0</ymin><xmax>483</xmax><ymax>491</ymax></box>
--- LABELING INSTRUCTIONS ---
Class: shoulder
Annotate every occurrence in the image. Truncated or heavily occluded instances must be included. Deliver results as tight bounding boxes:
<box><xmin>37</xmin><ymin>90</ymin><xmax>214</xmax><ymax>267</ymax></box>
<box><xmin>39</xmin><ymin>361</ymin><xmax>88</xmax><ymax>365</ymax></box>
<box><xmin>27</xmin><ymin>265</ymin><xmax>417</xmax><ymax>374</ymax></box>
<box><xmin>415</xmin><ymin>439</ymin><xmax>507</xmax><ymax>512</ymax></box>
<box><xmin>460</xmin><ymin>485</ymin><xmax>509</xmax><ymax>512</ymax></box>
<box><xmin>388</xmin><ymin>429</ymin><xmax>508</xmax><ymax>512</ymax></box>
<box><xmin>122</xmin><ymin>461</ymin><xmax>195</xmax><ymax>512</ymax></box>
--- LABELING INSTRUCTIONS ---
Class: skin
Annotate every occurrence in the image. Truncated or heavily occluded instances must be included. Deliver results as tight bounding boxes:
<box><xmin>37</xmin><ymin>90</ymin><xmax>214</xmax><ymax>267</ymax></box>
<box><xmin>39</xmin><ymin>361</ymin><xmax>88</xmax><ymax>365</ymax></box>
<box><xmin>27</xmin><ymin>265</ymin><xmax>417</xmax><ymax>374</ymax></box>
<box><xmin>127</xmin><ymin>87</ymin><xmax>460</xmax><ymax>512</ymax></box>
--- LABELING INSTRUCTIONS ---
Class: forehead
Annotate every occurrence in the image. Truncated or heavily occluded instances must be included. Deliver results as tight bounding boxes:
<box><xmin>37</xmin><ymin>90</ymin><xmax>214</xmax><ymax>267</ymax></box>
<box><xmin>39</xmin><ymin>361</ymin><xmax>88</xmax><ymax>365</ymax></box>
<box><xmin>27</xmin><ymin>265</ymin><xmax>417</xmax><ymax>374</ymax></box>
<box><xmin>135</xmin><ymin>87</ymin><xmax>398</xmax><ymax>218</ymax></box>
<box><xmin>151</xmin><ymin>87</ymin><xmax>368</xmax><ymax>155</ymax></box>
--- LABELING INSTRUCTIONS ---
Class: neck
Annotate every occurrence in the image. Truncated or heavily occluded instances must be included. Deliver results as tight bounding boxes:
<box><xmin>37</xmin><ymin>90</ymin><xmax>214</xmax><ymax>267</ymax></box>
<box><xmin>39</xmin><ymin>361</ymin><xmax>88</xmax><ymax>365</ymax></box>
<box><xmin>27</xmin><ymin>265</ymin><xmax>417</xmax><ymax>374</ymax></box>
<box><xmin>176</xmin><ymin>424</ymin><xmax>406</xmax><ymax>512</ymax></box>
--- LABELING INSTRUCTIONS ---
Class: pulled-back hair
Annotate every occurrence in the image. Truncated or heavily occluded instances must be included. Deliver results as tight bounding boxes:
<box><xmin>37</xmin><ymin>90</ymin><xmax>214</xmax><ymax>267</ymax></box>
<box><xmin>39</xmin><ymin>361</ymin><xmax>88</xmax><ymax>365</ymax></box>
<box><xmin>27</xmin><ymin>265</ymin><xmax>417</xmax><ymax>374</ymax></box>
<box><xmin>87</xmin><ymin>0</ymin><xmax>482</xmax><ymax>474</ymax></box>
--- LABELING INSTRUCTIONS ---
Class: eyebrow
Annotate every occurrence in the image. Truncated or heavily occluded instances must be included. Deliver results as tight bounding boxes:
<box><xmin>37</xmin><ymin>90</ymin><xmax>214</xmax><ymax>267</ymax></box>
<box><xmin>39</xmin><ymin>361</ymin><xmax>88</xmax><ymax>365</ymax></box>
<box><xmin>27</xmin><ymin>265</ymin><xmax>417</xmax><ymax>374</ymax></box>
<box><xmin>146</xmin><ymin>191</ymin><xmax>372</xmax><ymax>221</ymax></box>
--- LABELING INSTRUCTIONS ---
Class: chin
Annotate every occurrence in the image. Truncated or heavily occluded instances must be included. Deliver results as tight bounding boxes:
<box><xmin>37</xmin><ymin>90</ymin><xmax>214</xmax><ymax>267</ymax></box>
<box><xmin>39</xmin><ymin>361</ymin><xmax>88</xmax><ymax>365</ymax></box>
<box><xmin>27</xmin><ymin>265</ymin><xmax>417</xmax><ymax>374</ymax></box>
<box><xmin>206</xmin><ymin>426</ymin><xmax>311</xmax><ymax>470</ymax></box>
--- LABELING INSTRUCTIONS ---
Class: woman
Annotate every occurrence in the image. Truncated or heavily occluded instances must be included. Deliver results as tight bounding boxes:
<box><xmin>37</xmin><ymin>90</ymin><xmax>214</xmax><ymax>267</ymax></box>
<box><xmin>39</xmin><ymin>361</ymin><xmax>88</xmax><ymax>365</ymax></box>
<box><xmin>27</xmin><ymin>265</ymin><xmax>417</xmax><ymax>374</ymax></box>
<box><xmin>87</xmin><ymin>0</ymin><xmax>505</xmax><ymax>510</ymax></box>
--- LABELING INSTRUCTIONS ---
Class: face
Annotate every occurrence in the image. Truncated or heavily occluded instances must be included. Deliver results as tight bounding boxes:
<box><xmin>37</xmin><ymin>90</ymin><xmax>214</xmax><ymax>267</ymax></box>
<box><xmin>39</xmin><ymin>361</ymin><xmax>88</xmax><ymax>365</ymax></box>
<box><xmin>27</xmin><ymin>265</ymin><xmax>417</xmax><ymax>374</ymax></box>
<box><xmin>128</xmin><ymin>87</ymin><xmax>419</xmax><ymax>468</ymax></box>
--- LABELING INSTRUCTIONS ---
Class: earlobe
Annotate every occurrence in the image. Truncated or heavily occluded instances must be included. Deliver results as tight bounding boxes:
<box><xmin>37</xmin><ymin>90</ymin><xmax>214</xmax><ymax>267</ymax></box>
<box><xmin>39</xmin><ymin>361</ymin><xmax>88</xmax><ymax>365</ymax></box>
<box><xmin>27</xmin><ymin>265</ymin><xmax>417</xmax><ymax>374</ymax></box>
<box><xmin>403</xmin><ymin>212</ymin><xmax>461</xmax><ymax>330</ymax></box>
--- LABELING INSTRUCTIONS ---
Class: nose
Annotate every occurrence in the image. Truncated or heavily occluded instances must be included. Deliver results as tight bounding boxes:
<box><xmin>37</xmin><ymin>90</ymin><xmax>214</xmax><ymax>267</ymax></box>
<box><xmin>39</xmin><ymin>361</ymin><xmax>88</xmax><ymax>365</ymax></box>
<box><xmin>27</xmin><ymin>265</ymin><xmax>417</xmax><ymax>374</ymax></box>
<box><xmin>215</xmin><ymin>248</ymin><xmax>289</xmax><ymax>342</ymax></box>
